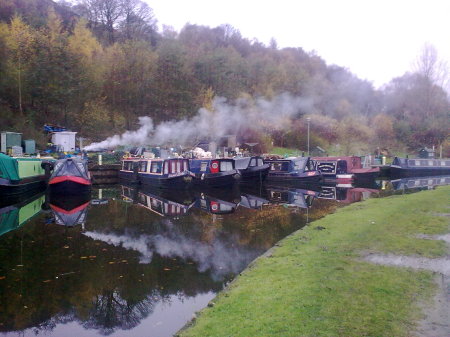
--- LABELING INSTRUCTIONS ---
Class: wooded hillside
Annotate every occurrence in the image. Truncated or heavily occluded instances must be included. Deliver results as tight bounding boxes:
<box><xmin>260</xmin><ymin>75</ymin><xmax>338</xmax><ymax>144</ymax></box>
<box><xmin>0</xmin><ymin>0</ymin><xmax>448</xmax><ymax>155</ymax></box>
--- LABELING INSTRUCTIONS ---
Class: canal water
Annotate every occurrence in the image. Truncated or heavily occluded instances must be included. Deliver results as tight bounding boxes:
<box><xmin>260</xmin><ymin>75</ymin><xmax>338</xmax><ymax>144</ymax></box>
<box><xmin>1</xmin><ymin>177</ymin><xmax>449</xmax><ymax>337</ymax></box>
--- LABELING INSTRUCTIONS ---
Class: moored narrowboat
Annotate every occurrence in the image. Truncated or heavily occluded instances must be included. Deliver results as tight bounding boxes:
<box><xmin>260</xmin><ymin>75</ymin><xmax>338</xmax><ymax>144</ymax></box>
<box><xmin>0</xmin><ymin>153</ymin><xmax>52</xmax><ymax>196</ymax></box>
<box><xmin>264</xmin><ymin>157</ymin><xmax>321</xmax><ymax>184</ymax></box>
<box><xmin>234</xmin><ymin>156</ymin><xmax>270</xmax><ymax>182</ymax></box>
<box><xmin>49</xmin><ymin>158</ymin><xmax>91</xmax><ymax>194</ymax></box>
<box><xmin>390</xmin><ymin>175</ymin><xmax>450</xmax><ymax>191</ymax></box>
<box><xmin>190</xmin><ymin>158</ymin><xmax>241</xmax><ymax>187</ymax></box>
<box><xmin>390</xmin><ymin>157</ymin><xmax>450</xmax><ymax>178</ymax></box>
<box><xmin>312</xmin><ymin>156</ymin><xmax>380</xmax><ymax>182</ymax></box>
<box><xmin>119</xmin><ymin>157</ymin><xmax>194</xmax><ymax>189</ymax></box>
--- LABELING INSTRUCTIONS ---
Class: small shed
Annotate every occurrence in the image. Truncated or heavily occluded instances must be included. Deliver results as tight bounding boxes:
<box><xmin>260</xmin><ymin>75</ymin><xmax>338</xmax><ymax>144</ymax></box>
<box><xmin>1</xmin><ymin>132</ymin><xmax>22</xmax><ymax>153</ymax></box>
<box><xmin>418</xmin><ymin>147</ymin><xmax>435</xmax><ymax>159</ymax></box>
<box><xmin>310</xmin><ymin>146</ymin><xmax>326</xmax><ymax>157</ymax></box>
<box><xmin>22</xmin><ymin>139</ymin><xmax>36</xmax><ymax>154</ymax></box>
<box><xmin>51</xmin><ymin>131</ymin><xmax>77</xmax><ymax>152</ymax></box>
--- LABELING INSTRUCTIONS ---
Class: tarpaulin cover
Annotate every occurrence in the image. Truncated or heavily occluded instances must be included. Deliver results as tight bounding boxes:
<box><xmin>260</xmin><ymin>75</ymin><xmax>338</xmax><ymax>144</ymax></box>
<box><xmin>50</xmin><ymin>158</ymin><xmax>89</xmax><ymax>180</ymax></box>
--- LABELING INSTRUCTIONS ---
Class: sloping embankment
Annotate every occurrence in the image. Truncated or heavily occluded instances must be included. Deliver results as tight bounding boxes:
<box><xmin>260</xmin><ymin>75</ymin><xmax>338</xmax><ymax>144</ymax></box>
<box><xmin>178</xmin><ymin>186</ymin><xmax>450</xmax><ymax>337</ymax></box>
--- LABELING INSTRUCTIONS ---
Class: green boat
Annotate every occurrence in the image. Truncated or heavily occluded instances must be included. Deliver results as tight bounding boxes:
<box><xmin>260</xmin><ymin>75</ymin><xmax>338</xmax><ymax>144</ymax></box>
<box><xmin>0</xmin><ymin>192</ymin><xmax>45</xmax><ymax>238</ymax></box>
<box><xmin>0</xmin><ymin>153</ymin><xmax>53</xmax><ymax>196</ymax></box>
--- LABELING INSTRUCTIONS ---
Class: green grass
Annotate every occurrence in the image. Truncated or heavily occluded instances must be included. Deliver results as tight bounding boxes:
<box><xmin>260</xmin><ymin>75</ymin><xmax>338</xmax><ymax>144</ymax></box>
<box><xmin>179</xmin><ymin>186</ymin><xmax>450</xmax><ymax>337</ymax></box>
<box><xmin>269</xmin><ymin>147</ymin><xmax>302</xmax><ymax>157</ymax></box>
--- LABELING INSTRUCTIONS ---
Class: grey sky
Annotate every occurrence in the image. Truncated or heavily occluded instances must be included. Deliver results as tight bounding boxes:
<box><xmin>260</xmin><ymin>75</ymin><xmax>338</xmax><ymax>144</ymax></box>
<box><xmin>148</xmin><ymin>0</ymin><xmax>450</xmax><ymax>88</ymax></box>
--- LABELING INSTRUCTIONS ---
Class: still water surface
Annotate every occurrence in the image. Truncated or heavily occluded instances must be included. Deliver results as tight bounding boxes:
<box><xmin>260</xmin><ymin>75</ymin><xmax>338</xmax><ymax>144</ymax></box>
<box><xmin>1</xmin><ymin>176</ymin><xmax>449</xmax><ymax>337</ymax></box>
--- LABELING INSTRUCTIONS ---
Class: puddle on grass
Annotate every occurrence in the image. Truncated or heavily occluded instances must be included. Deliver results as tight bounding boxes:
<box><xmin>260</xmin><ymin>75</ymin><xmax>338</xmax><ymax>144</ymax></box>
<box><xmin>364</xmin><ymin>254</ymin><xmax>450</xmax><ymax>276</ymax></box>
<box><xmin>416</xmin><ymin>234</ymin><xmax>450</xmax><ymax>244</ymax></box>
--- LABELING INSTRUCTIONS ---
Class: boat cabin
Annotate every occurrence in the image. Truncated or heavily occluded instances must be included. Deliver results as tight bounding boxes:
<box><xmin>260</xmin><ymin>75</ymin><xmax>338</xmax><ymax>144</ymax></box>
<box><xmin>190</xmin><ymin>158</ymin><xmax>235</xmax><ymax>174</ymax></box>
<box><xmin>122</xmin><ymin>158</ymin><xmax>189</xmax><ymax>176</ymax></box>
<box><xmin>265</xmin><ymin>157</ymin><xmax>315</xmax><ymax>173</ymax></box>
<box><xmin>312</xmin><ymin>156</ymin><xmax>362</xmax><ymax>176</ymax></box>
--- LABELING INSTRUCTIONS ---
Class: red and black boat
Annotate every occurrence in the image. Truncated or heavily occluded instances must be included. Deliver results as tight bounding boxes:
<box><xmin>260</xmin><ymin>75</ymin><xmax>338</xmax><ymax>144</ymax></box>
<box><xmin>48</xmin><ymin>158</ymin><xmax>91</xmax><ymax>194</ymax></box>
<box><xmin>312</xmin><ymin>156</ymin><xmax>380</xmax><ymax>183</ymax></box>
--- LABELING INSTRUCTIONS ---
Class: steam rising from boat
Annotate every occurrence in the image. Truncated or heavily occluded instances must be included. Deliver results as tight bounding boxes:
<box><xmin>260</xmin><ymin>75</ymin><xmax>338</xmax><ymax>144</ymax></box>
<box><xmin>84</xmin><ymin>93</ymin><xmax>312</xmax><ymax>151</ymax></box>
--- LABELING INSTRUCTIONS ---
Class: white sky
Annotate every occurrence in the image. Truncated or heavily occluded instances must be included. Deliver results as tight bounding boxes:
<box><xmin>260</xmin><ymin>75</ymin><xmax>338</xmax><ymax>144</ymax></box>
<box><xmin>147</xmin><ymin>0</ymin><xmax>450</xmax><ymax>88</ymax></box>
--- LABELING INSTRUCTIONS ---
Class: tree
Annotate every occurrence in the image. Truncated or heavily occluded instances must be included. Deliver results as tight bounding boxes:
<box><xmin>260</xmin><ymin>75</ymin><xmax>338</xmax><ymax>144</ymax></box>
<box><xmin>4</xmin><ymin>15</ymin><xmax>35</xmax><ymax>115</ymax></box>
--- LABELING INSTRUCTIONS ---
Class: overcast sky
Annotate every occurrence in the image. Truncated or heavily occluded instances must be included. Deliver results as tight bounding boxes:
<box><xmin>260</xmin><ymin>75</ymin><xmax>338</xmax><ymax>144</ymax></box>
<box><xmin>148</xmin><ymin>0</ymin><xmax>450</xmax><ymax>88</ymax></box>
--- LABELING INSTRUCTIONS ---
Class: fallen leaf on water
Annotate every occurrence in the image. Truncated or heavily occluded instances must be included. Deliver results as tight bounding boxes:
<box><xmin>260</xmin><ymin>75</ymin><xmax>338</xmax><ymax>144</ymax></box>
<box><xmin>119</xmin><ymin>275</ymin><xmax>123</xmax><ymax>278</ymax></box>
<box><xmin>43</xmin><ymin>280</ymin><xmax>51</xmax><ymax>283</ymax></box>
<box><xmin>23</xmin><ymin>306</ymin><xmax>28</xmax><ymax>309</ymax></box>
<box><xmin>121</xmin><ymin>260</ymin><xmax>127</xmax><ymax>263</ymax></box>
<box><xmin>89</xmin><ymin>256</ymin><xmax>96</xmax><ymax>258</ymax></box>
<box><xmin>108</xmin><ymin>262</ymin><xmax>115</xmax><ymax>264</ymax></box>
<box><xmin>0</xmin><ymin>276</ymin><xmax>5</xmax><ymax>280</ymax></box>
<box><xmin>102</xmin><ymin>248</ymin><xmax>108</xmax><ymax>251</ymax></box>
<box><xmin>17</xmin><ymin>265</ymin><xmax>23</xmax><ymax>267</ymax></box>
<box><xmin>80</xmin><ymin>256</ymin><xmax>88</xmax><ymax>259</ymax></box>
<box><xmin>63</xmin><ymin>246</ymin><xmax>69</xmax><ymax>249</ymax></box>
<box><xmin>163</xmin><ymin>268</ymin><xmax>171</xmax><ymax>271</ymax></box>
<box><xmin>67</xmin><ymin>237</ymin><xmax>72</xmax><ymax>239</ymax></box>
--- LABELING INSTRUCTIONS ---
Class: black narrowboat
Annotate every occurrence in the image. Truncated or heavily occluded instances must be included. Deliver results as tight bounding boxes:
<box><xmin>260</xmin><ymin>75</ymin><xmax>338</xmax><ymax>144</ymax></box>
<box><xmin>234</xmin><ymin>156</ymin><xmax>270</xmax><ymax>182</ymax></box>
<box><xmin>119</xmin><ymin>157</ymin><xmax>194</xmax><ymax>189</ymax></box>
<box><xmin>49</xmin><ymin>158</ymin><xmax>91</xmax><ymax>194</ymax></box>
<box><xmin>190</xmin><ymin>158</ymin><xmax>241</xmax><ymax>187</ymax></box>
<box><xmin>264</xmin><ymin>157</ymin><xmax>322</xmax><ymax>184</ymax></box>
<box><xmin>390</xmin><ymin>157</ymin><xmax>450</xmax><ymax>178</ymax></box>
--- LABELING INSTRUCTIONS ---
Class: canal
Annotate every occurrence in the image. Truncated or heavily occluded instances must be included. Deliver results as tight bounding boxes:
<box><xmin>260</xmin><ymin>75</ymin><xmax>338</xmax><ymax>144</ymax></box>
<box><xmin>1</xmin><ymin>177</ymin><xmax>449</xmax><ymax>337</ymax></box>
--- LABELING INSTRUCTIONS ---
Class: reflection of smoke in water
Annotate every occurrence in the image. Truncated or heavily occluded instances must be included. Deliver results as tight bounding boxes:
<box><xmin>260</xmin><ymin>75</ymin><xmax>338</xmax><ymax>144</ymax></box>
<box><xmin>84</xmin><ymin>93</ymin><xmax>313</xmax><ymax>151</ymax></box>
<box><xmin>83</xmin><ymin>221</ymin><xmax>261</xmax><ymax>280</ymax></box>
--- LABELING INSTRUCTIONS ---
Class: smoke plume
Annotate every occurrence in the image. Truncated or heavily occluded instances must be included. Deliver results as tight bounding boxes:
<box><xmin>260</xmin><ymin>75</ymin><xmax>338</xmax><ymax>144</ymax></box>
<box><xmin>84</xmin><ymin>93</ymin><xmax>313</xmax><ymax>151</ymax></box>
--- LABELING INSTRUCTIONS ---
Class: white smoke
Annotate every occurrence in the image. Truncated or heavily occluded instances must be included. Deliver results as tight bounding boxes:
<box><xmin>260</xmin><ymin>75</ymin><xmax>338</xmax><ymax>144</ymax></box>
<box><xmin>84</xmin><ymin>93</ymin><xmax>313</xmax><ymax>151</ymax></box>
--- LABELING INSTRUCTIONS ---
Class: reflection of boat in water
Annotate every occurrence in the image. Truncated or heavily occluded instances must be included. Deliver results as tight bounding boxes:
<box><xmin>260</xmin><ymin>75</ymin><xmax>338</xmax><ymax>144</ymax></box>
<box><xmin>120</xmin><ymin>184</ymin><xmax>196</xmax><ymax>217</ymax></box>
<box><xmin>49</xmin><ymin>193</ymin><xmax>90</xmax><ymax>226</ymax></box>
<box><xmin>317</xmin><ymin>184</ymin><xmax>379</xmax><ymax>203</ymax></box>
<box><xmin>390</xmin><ymin>157</ymin><xmax>450</xmax><ymax>178</ymax></box>
<box><xmin>0</xmin><ymin>192</ymin><xmax>45</xmax><ymax>237</ymax></box>
<box><xmin>390</xmin><ymin>175</ymin><xmax>450</xmax><ymax>191</ymax></box>
<box><xmin>193</xmin><ymin>188</ymin><xmax>241</xmax><ymax>215</ymax></box>
<box><xmin>265</xmin><ymin>185</ymin><xmax>318</xmax><ymax>209</ymax></box>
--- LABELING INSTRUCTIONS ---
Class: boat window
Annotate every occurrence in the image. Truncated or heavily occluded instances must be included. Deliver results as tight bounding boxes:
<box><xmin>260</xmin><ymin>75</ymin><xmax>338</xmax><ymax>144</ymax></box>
<box><xmin>428</xmin><ymin>160</ymin><xmax>433</xmax><ymax>166</ymax></box>
<box><xmin>140</xmin><ymin>161</ymin><xmax>147</xmax><ymax>172</ymax></box>
<box><xmin>200</xmin><ymin>162</ymin><xmax>208</xmax><ymax>172</ymax></box>
<box><xmin>183</xmin><ymin>160</ymin><xmax>188</xmax><ymax>171</ymax></box>
<box><xmin>220</xmin><ymin>161</ymin><xmax>233</xmax><ymax>172</ymax></box>
<box><xmin>270</xmin><ymin>162</ymin><xmax>284</xmax><ymax>171</ymax></box>
<box><xmin>293</xmin><ymin>160</ymin><xmax>306</xmax><ymax>171</ymax></box>
<box><xmin>250</xmin><ymin>158</ymin><xmax>257</xmax><ymax>166</ymax></box>
<box><xmin>164</xmin><ymin>162</ymin><xmax>169</xmax><ymax>174</ymax></box>
<box><xmin>151</xmin><ymin>161</ymin><xmax>162</xmax><ymax>174</ymax></box>
<box><xmin>176</xmin><ymin>160</ymin><xmax>181</xmax><ymax>173</ymax></box>
<box><xmin>257</xmin><ymin>158</ymin><xmax>264</xmax><ymax>166</ymax></box>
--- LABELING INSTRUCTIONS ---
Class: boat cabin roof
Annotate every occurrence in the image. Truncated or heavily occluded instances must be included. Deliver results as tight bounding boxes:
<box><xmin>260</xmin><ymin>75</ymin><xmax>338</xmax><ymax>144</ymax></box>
<box><xmin>312</xmin><ymin>156</ymin><xmax>361</xmax><ymax>169</ymax></box>
<box><xmin>234</xmin><ymin>156</ymin><xmax>264</xmax><ymax>170</ymax></box>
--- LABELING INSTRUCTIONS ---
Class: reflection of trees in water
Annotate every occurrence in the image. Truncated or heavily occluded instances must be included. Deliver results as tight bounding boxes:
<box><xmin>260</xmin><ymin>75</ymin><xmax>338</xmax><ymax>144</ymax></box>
<box><xmin>83</xmin><ymin>289</ymin><xmax>155</xmax><ymax>335</ymax></box>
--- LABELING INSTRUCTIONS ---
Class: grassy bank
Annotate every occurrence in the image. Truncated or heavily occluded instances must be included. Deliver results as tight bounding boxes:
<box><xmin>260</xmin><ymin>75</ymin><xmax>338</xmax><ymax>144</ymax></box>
<box><xmin>179</xmin><ymin>186</ymin><xmax>450</xmax><ymax>337</ymax></box>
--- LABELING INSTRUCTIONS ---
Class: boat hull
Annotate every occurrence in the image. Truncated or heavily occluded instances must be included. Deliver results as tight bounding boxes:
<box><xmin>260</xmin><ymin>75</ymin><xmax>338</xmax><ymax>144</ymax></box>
<box><xmin>239</xmin><ymin>165</ymin><xmax>270</xmax><ymax>182</ymax></box>
<box><xmin>0</xmin><ymin>176</ymin><xmax>47</xmax><ymax>196</ymax></box>
<box><xmin>390</xmin><ymin>166</ymin><xmax>450</xmax><ymax>178</ymax></box>
<box><xmin>266</xmin><ymin>172</ymin><xmax>322</xmax><ymax>185</ymax></box>
<box><xmin>139</xmin><ymin>172</ymin><xmax>194</xmax><ymax>189</ymax></box>
<box><xmin>193</xmin><ymin>170</ymin><xmax>241</xmax><ymax>188</ymax></box>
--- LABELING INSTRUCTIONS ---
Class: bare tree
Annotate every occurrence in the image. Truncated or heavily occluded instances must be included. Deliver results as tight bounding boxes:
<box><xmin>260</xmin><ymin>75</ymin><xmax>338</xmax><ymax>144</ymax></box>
<box><xmin>413</xmin><ymin>43</ymin><xmax>449</xmax><ymax>89</ymax></box>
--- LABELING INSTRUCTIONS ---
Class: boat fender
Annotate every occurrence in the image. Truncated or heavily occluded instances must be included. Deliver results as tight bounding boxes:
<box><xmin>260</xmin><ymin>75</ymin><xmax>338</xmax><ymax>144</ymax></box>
<box><xmin>201</xmin><ymin>173</ymin><xmax>205</xmax><ymax>180</ymax></box>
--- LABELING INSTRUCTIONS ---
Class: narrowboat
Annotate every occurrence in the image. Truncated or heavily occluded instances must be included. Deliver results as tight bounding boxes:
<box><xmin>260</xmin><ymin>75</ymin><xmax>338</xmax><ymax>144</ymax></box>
<box><xmin>312</xmin><ymin>156</ymin><xmax>380</xmax><ymax>183</ymax></box>
<box><xmin>390</xmin><ymin>175</ymin><xmax>450</xmax><ymax>191</ymax></box>
<box><xmin>390</xmin><ymin>157</ymin><xmax>450</xmax><ymax>178</ymax></box>
<box><xmin>119</xmin><ymin>157</ymin><xmax>194</xmax><ymax>189</ymax></box>
<box><xmin>48</xmin><ymin>158</ymin><xmax>91</xmax><ymax>194</ymax></box>
<box><xmin>234</xmin><ymin>156</ymin><xmax>270</xmax><ymax>182</ymax></box>
<box><xmin>49</xmin><ymin>194</ymin><xmax>90</xmax><ymax>227</ymax></box>
<box><xmin>265</xmin><ymin>186</ymin><xmax>318</xmax><ymax>209</ymax></box>
<box><xmin>0</xmin><ymin>192</ymin><xmax>45</xmax><ymax>238</ymax></box>
<box><xmin>121</xmin><ymin>184</ymin><xmax>196</xmax><ymax>217</ymax></box>
<box><xmin>0</xmin><ymin>153</ymin><xmax>52</xmax><ymax>196</ymax></box>
<box><xmin>264</xmin><ymin>157</ymin><xmax>322</xmax><ymax>184</ymax></box>
<box><xmin>190</xmin><ymin>158</ymin><xmax>241</xmax><ymax>187</ymax></box>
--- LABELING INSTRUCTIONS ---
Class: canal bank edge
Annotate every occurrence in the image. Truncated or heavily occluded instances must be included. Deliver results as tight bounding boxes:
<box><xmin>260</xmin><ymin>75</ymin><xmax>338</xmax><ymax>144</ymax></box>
<box><xmin>177</xmin><ymin>186</ymin><xmax>450</xmax><ymax>337</ymax></box>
